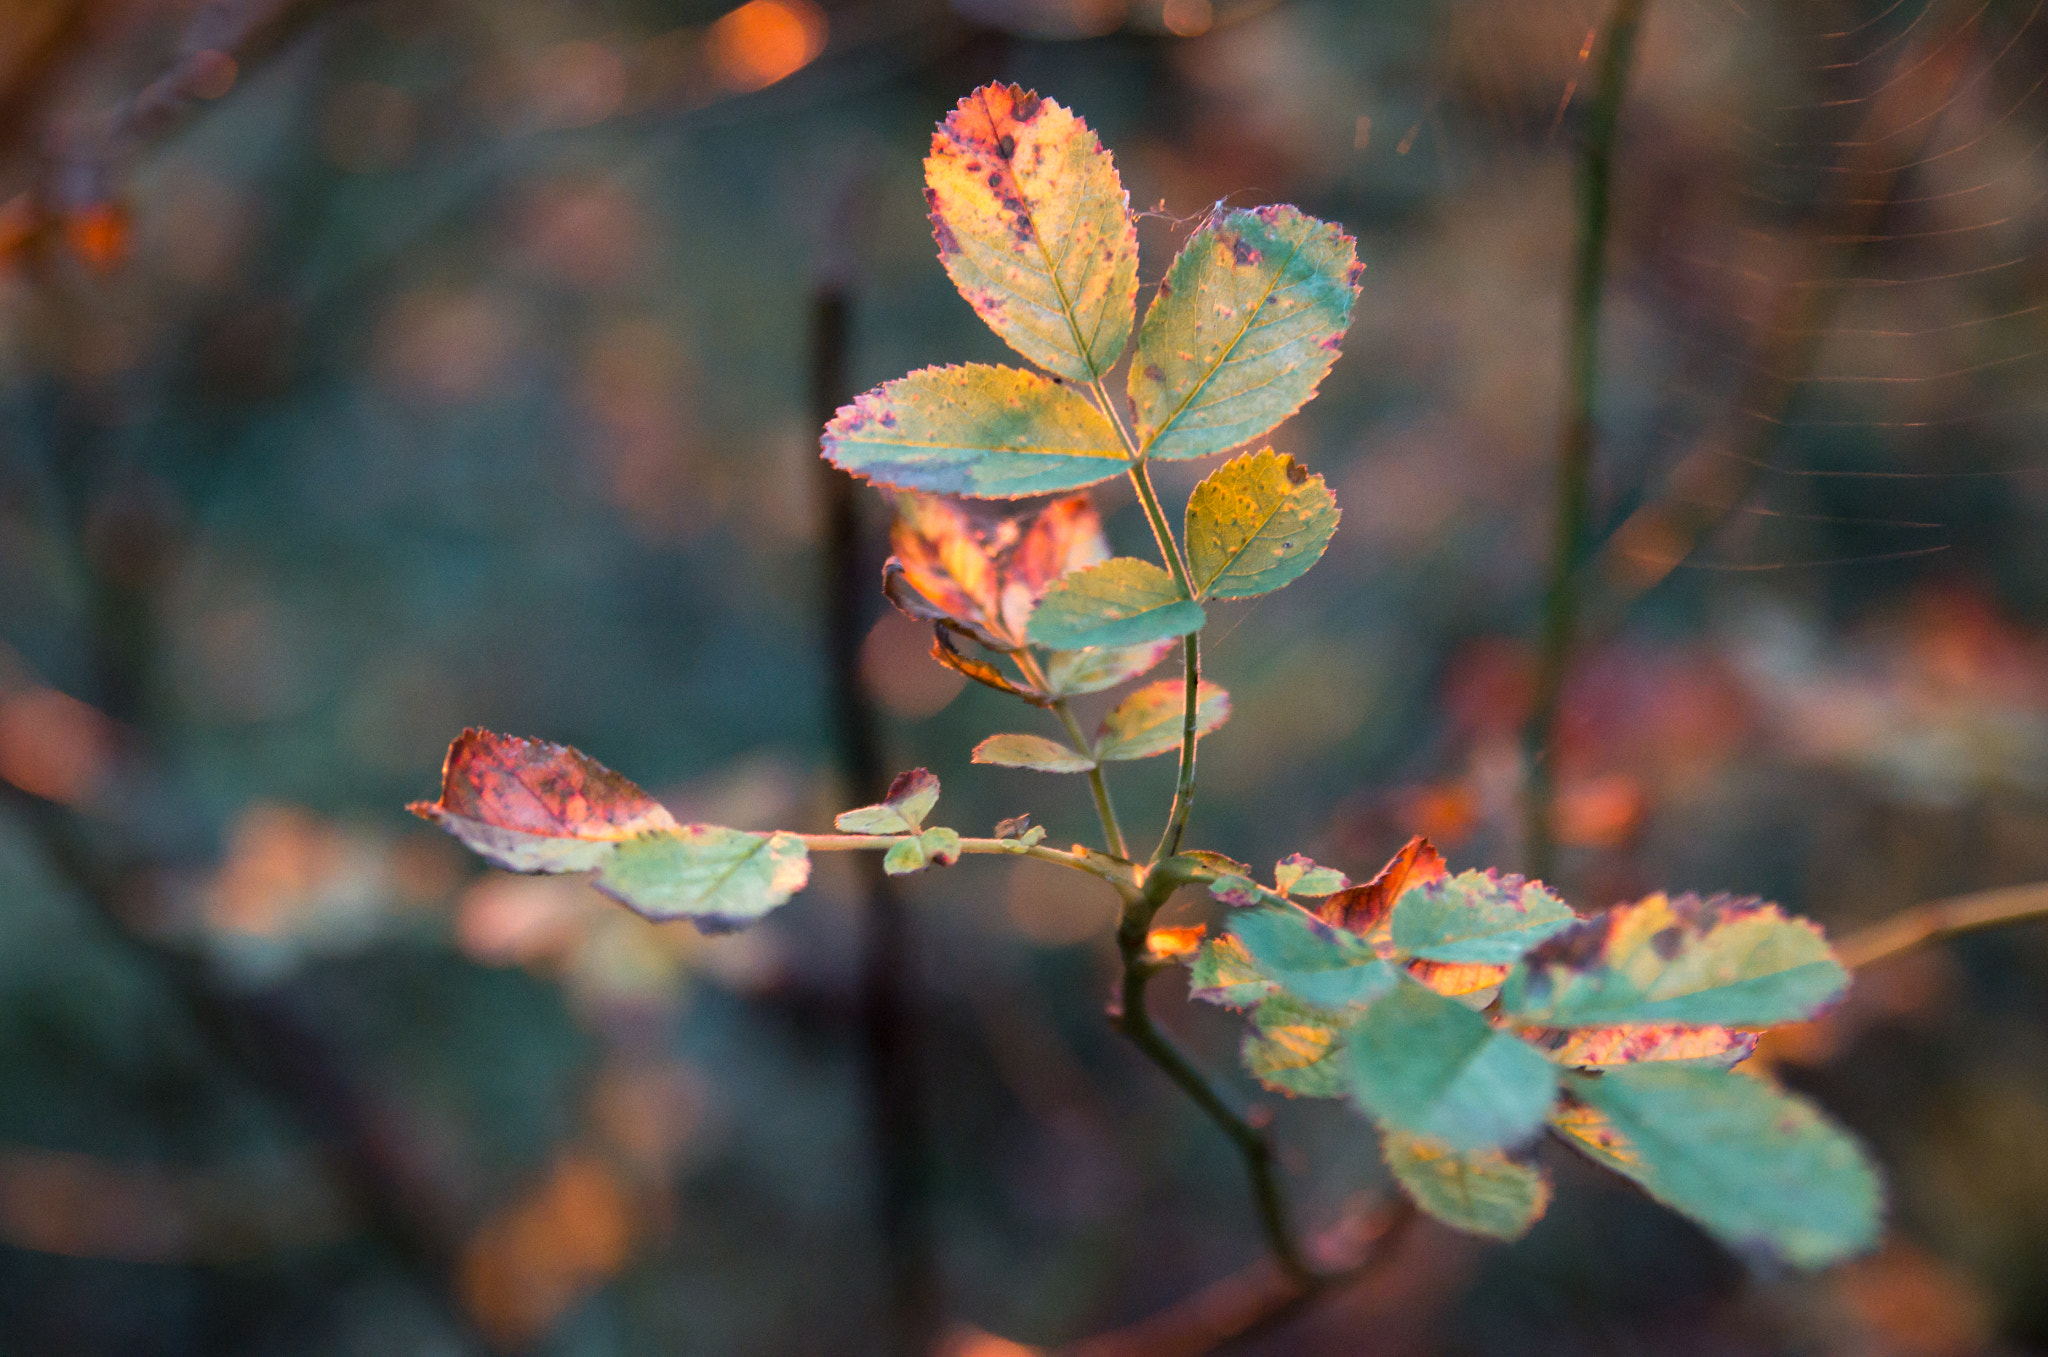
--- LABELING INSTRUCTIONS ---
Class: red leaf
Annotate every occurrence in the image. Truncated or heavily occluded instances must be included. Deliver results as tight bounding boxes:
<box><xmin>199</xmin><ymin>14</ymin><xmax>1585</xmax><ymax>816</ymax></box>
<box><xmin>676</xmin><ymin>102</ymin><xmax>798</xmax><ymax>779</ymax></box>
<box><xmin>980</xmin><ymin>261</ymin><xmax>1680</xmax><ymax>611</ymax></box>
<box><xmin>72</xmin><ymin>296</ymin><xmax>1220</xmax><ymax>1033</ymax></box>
<box><xmin>1317</xmin><ymin>835</ymin><xmax>1448</xmax><ymax>938</ymax></box>
<box><xmin>929</xmin><ymin>627</ymin><xmax>1049</xmax><ymax>705</ymax></box>
<box><xmin>409</xmin><ymin>730</ymin><xmax>676</xmax><ymax>872</ymax></box>
<box><xmin>886</xmin><ymin>492</ymin><xmax>1107</xmax><ymax>650</ymax></box>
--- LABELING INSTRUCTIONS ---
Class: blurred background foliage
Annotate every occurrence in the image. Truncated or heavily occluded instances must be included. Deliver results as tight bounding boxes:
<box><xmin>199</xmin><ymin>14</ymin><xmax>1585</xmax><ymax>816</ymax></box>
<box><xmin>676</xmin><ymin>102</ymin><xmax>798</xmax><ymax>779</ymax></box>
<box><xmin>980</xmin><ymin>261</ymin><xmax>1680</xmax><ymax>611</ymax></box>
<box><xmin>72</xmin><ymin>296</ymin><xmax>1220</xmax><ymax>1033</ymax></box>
<box><xmin>3</xmin><ymin>0</ymin><xmax>2048</xmax><ymax>1352</ymax></box>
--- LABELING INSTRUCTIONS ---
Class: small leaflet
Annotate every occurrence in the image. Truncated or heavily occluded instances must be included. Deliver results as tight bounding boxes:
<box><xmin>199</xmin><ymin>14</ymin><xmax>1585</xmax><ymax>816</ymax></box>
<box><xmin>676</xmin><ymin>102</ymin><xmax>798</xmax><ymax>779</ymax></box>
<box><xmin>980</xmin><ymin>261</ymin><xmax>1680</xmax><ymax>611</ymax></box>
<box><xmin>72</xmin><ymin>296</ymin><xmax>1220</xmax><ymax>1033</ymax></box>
<box><xmin>884</xmin><ymin>837</ymin><xmax>927</xmax><ymax>875</ymax></box>
<box><xmin>1343</xmin><ymin>976</ymin><xmax>1559</xmax><ymax>1152</ymax></box>
<box><xmin>596</xmin><ymin>826</ymin><xmax>812</xmax><ymax>931</ymax></box>
<box><xmin>823</xmin><ymin>364</ymin><xmax>1127</xmax><ymax>499</ymax></box>
<box><xmin>1390</xmin><ymin>870</ymin><xmax>1577</xmax><ymax>965</ymax></box>
<box><xmin>1501</xmin><ymin>892</ymin><xmax>1850</xmax><ymax>1029</ymax></box>
<box><xmin>1130</xmin><ymin>205</ymin><xmax>1360</xmax><ymax>462</ymax></box>
<box><xmin>925</xmin><ymin>84</ymin><xmax>1139</xmax><ymax>383</ymax></box>
<box><xmin>1381</xmin><ymin>1131</ymin><xmax>1551</xmax><ymax>1240</ymax></box>
<box><xmin>1094</xmin><ymin>678</ymin><xmax>1231</xmax><ymax>761</ymax></box>
<box><xmin>971</xmin><ymin>733</ymin><xmax>1096</xmax><ymax>773</ymax></box>
<box><xmin>1044</xmin><ymin>639</ymin><xmax>1175</xmax><ymax>697</ymax></box>
<box><xmin>1187</xmin><ymin>935</ymin><xmax>1276</xmax><ymax>1009</ymax></box>
<box><xmin>1025</xmin><ymin>558</ymin><xmax>1206</xmax><ymax>651</ymax></box>
<box><xmin>835</xmin><ymin>768</ymin><xmax>942</xmax><ymax>835</ymax></box>
<box><xmin>1232</xmin><ymin>907</ymin><xmax>1396</xmax><ymax>1010</ymax></box>
<box><xmin>1185</xmin><ymin>450</ymin><xmax>1341</xmax><ymax>600</ymax></box>
<box><xmin>1242</xmin><ymin>994</ymin><xmax>1346</xmax><ymax>1099</ymax></box>
<box><xmin>408</xmin><ymin>729</ymin><xmax>679</xmax><ymax>874</ymax></box>
<box><xmin>1275</xmin><ymin>853</ymin><xmax>1350</xmax><ymax>897</ymax></box>
<box><xmin>1565</xmin><ymin>1065</ymin><xmax>1883</xmax><ymax>1268</ymax></box>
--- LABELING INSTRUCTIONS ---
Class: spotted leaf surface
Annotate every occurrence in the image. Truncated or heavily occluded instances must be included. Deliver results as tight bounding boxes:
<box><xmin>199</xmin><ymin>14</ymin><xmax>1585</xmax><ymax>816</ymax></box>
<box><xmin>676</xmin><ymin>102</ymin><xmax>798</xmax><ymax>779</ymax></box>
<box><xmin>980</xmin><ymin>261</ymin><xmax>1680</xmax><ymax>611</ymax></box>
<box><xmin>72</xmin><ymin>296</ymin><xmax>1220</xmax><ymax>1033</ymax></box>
<box><xmin>1130</xmin><ymin>205</ymin><xmax>1360</xmax><ymax>461</ymax></box>
<box><xmin>409</xmin><ymin>729</ymin><xmax>679</xmax><ymax>874</ymax></box>
<box><xmin>823</xmin><ymin>365</ymin><xmax>1125</xmax><ymax>498</ymax></box>
<box><xmin>1344</xmin><ymin>976</ymin><xmax>1559</xmax><ymax>1151</ymax></box>
<box><xmin>1093</xmin><ymin>677</ymin><xmax>1230</xmax><ymax>761</ymax></box>
<box><xmin>1537</xmin><ymin>1025</ymin><xmax>1759</xmax><ymax>1070</ymax></box>
<box><xmin>596</xmin><ymin>827</ymin><xmax>810</xmax><ymax>931</ymax></box>
<box><xmin>1391</xmin><ymin>870</ymin><xmax>1577</xmax><ymax>965</ymax></box>
<box><xmin>1025</xmin><ymin>558</ymin><xmax>1205</xmax><ymax>650</ymax></box>
<box><xmin>1566</xmin><ymin>1066</ymin><xmax>1883</xmax><ymax>1268</ymax></box>
<box><xmin>925</xmin><ymin>84</ymin><xmax>1139</xmax><ymax>382</ymax></box>
<box><xmin>1382</xmin><ymin>1131</ymin><xmax>1552</xmax><ymax>1240</ymax></box>
<box><xmin>1185</xmin><ymin>450</ymin><xmax>1340</xmax><ymax>599</ymax></box>
<box><xmin>1501</xmin><ymin>893</ymin><xmax>1848</xmax><ymax>1028</ymax></box>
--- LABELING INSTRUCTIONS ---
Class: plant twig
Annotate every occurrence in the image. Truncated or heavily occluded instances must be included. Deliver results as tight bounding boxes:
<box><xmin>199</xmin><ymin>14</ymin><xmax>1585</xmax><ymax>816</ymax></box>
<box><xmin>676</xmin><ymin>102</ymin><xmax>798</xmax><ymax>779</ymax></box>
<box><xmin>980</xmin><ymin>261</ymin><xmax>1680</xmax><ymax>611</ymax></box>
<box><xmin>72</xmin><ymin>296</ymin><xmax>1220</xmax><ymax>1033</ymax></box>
<box><xmin>1522</xmin><ymin>0</ymin><xmax>1649</xmax><ymax>885</ymax></box>
<box><xmin>812</xmin><ymin>279</ymin><xmax>941</xmax><ymax>1357</ymax></box>
<box><xmin>1012</xmin><ymin>649</ymin><xmax>1131</xmax><ymax>860</ymax></box>
<box><xmin>1836</xmin><ymin>882</ymin><xmax>2048</xmax><ymax>972</ymax></box>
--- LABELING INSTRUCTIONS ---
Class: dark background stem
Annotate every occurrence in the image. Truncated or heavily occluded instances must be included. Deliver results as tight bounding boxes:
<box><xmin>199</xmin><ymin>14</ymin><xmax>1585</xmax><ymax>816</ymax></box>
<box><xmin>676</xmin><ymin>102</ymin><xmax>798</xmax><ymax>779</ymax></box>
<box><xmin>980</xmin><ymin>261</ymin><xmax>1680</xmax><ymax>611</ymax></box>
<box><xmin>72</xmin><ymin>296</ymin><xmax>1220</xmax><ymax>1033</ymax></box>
<box><xmin>1522</xmin><ymin>0</ymin><xmax>1648</xmax><ymax>886</ymax></box>
<box><xmin>812</xmin><ymin>283</ymin><xmax>941</xmax><ymax>1355</ymax></box>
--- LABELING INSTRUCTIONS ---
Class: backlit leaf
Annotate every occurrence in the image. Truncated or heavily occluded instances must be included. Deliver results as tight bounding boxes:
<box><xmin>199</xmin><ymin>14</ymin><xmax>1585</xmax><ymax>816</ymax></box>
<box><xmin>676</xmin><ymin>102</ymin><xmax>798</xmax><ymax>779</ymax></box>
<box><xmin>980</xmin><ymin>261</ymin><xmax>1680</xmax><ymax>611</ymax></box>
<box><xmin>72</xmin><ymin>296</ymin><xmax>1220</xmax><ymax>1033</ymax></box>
<box><xmin>1185</xmin><ymin>450</ymin><xmax>1341</xmax><ymax>599</ymax></box>
<box><xmin>409</xmin><ymin>729</ymin><xmax>678</xmax><ymax>874</ymax></box>
<box><xmin>1501</xmin><ymin>893</ymin><xmax>1849</xmax><ymax>1028</ymax></box>
<box><xmin>1146</xmin><ymin>924</ymin><xmax>1206</xmax><ymax>958</ymax></box>
<box><xmin>1274</xmin><ymin>853</ymin><xmax>1349</xmax><ymax>897</ymax></box>
<box><xmin>1025</xmin><ymin>558</ymin><xmax>1205</xmax><ymax>651</ymax></box>
<box><xmin>883</xmin><ymin>837</ymin><xmax>927</xmax><ymax>875</ymax></box>
<box><xmin>1567</xmin><ymin>1066</ymin><xmax>1883</xmax><ymax>1268</ymax></box>
<box><xmin>823</xmin><ymin>365</ymin><xmax>1125</xmax><ymax>498</ymax></box>
<box><xmin>1231</xmin><ymin>907</ymin><xmax>1396</xmax><ymax>1010</ymax></box>
<box><xmin>887</xmin><ymin>492</ymin><xmax>1109</xmax><ymax>650</ymax></box>
<box><xmin>930</xmin><ymin>628</ymin><xmax>1048</xmax><ymax>705</ymax></box>
<box><xmin>1382</xmin><ymin>1131</ymin><xmax>1552</xmax><ymax>1240</ymax></box>
<box><xmin>1316</xmin><ymin>835</ymin><xmax>1448</xmax><ymax>942</ymax></box>
<box><xmin>1094</xmin><ymin>678</ymin><xmax>1230</xmax><ymax>761</ymax></box>
<box><xmin>1407</xmin><ymin>959</ymin><xmax>1511</xmax><ymax>1006</ymax></box>
<box><xmin>1043</xmin><ymin>639</ymin><xmax>1174</xmax><ymax>697</ymax></box>
<box><xmin>972</xmin><ymin>733</ymin><xmax>1096</xmax><ymax>772</ymax></box>
<box><xmin>1536</xmin><ymin>1025</ymin><xmax>1759</xmax><ymax>1069</ymax></box>
<box><xmin>1130</xmin><ymin>205</ymin><xmax>1360</xmax><ymax>461</ymax></box>
<box><xmin>1209</xmin><ymin>874</ymin><xmax>1283</xmax><ymax>908</ymax></box>
<box><xmin>595</xmin><ymin>826</ymin><xmax>810</xmax><ymax>930</ymax></box>
<box><xmin>925</xmin><ymin>84</ymin><xmax>1139</xmax><ymax>382</ymax></box>
<box><xmin>1344</xmin><ymin>976</ymin><xmax>1559</xmax><ymax>1151</ymax></box>
<box><xmin>835</xmin><ymin>768</ymin><xmax>942</xmax><ymax>834</ymax></box>
<box><xmin>1187</xmin><ymin>935</ymin><xmax>1275</xmax><ymax>1009</ymax></box>
<box><xmin>1243</xmin><ymin>994</ymin><xmax>1346</xmax><ymax>1098</ymax></box>
<box><xmin>1391</xmin><ymin>870</ymin><xmax>1577</xmax><ymax>965</ymax></box>
<box><xmin>920</xmin><ymin>826</ymin><xmax>962</xmax><ymax>866</ymax></box>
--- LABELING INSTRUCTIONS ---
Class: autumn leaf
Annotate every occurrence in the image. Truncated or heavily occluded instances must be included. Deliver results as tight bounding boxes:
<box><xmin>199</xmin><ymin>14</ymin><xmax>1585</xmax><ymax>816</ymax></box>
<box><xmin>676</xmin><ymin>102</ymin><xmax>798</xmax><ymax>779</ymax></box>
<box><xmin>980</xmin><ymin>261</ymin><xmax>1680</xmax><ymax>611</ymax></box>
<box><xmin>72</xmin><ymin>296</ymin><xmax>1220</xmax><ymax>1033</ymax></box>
<box><xmin>1024</xmin><ymin>558</ymin><xmax>1206</xmax><ymax>651</ymax></box>
<box><xmin>835</xmin><ymin>768</ymin><xmax>942</xmax><ymax>834</ymax></box>
<box><xmin>822</xmin><ymin>364</ymin><xmax>1126</xmax><ymax>498</ymax></box>
<box><xmin>1501</xmin><ymin>892</ymin><xmax>1849</xmax><ymax>1028</ymax></box>
<box><xmin>1390</xmin><ymin>870</ymin><xmax>1577</xmax><ymax>965</ymax></box>
<box><xmin>1316</xmin><ymin>835</ymin><xmax>1448</xmax><ymax>940</ymax></box>
<box><xmin>596</xmin><ymin>826</ymin><xmax>811</xmax><ymax>930</ymax></box>
<box><xmin>925</xmin><ymin>84</ymin><xmax>1139</xmax><ymax>383</ymax></box>
<box><xmin>1242</xmin><ymin>994</ymin><xmax>1347</xmax><ymax>1098</ymax></box>
<box><xmin>1536</xmin><ymin>1025</ymin><xmax>1759</xmax><ymax>1069</ymax></box>
<box><xmin>1382</xmin><ymin>1131</ymin><xmax>1551</xmax><ymax>1240</ymax></box>
<box><xmin>1185</xmin><ymin>450</ymin><xmax>1341</xmax><ymax>599</ymax></box>
<box><xmin>885</xmin><ymin>491</ymin><xmax>1108</xmax><ymax>655</ymax></box>
<box><xmin>1343</xmin><ymin>975</ymin><xmax>1559</xmax><ymax>1152</ymax></box>
<box><xmin>1187</xmin><ymin>934</ymin><xmax>1275</xmax><ymax>1009</ymax></box>
<box><xmin>409</xmin><ymin>729</ymin><xmax>680</xmax><ymax>874</ymax></box>
<box><xmin>1129</xmin><ymin>205</ymin><xmax>1360</xmax><ymax>462</ymax></box>
<box><xmin>929</xmin><ymin>629</ymin><xmax>1049</xmax><ymax>705</ymax></box>
<box><xmin>1042</xmin><ymin>639</ymin><xmax>1174</xmax><ymax>697</ymax></box>
<box><xmin>1561</xmin><ymin>1066</ymin><xmax>1882</xmax><ymax>1268</ymax></box>
<box><xmin>971</xmin><ymin>733</ymin><xmax>1096</xmax><ymax>772</ymax></box>
<box><xmin>1274</xmin><ymin>853</ymin><xmax>1349</xmax><ymax>897</ymax></box>
<box><xmin>1093</xmin><ymin>678</ymin><xmax>1231</xmax><ymax>761</ymax></box>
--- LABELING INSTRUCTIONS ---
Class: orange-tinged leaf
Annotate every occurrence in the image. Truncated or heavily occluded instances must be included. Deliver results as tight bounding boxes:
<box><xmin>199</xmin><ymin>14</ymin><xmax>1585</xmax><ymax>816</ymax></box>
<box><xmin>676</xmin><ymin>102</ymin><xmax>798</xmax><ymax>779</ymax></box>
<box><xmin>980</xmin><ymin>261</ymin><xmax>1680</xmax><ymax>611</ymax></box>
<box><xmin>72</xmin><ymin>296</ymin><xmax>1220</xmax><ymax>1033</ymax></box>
<box><xmin>409</xmin><ymin>729</ymin><xmax>678</xmax><ymax>874</ymax></box>
<box><xmin>1146</xmin><ymin>924</ymin><xmax>1207</xmax><ymax>958</ymax></box>
<box><xmin>1317</xmin><ymin>835</ymin><xmax>1447</xmax><ymax>941</ymax></box>
<box><xmin>1538</xmin><ymin>1024</ymin><xmax>1759</xmax><ymax>1069</ymax></box>
<box><xmin>1408</xmin><ymin>958</ymin><xmax>1510</xmax><ymax>1000</ymax></box>
<box><xmin>926</xmin><ymin>84</ymin><xmax>1138</xmax><ymax>382</ymax></box>
<box><xmin>886</xmin><ymin>492</ymin><xmax>1108</xmax><ymax>650</ymax></box>
<box><xmin>1093</xmin><ymin>678</ymin><xmax>1230</xmax><ymax>761</ymax></box>
<box><xmin>929</xmin><ymin>628</ymin><xmax>1048</xmax><ymax>705</ymax></box>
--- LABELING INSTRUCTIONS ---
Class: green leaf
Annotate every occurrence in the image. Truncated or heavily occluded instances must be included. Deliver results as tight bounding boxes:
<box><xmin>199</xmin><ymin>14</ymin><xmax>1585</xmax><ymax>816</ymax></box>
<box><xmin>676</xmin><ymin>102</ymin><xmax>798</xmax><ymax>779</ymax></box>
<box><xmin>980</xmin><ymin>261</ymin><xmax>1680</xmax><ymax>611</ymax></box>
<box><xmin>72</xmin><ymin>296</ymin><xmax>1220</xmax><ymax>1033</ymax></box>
<box><xmin>920</xmin><ymin>826</ymin><xmax>962</xmax><ymax>866</ymax></box>
<box><xmin>883</xmin><ymin>838</ymin><xmax>928</xmax><ymax>875</ymax></box>
<box><xmin>1129</xmin><ymin>205</ymin><xmax>1360</xmax><ymax>462</ymax></box>
<box><xmin>1185</xmin><ymin>450</ymin><xmax>1341</xmax><ymax>599</ymax></box>
<box><xmin>1344</xmin><ymin>976</ymin><xmax>1559</xmax><ymax>1151</ymax></box>
<box><xmin>1025</xmin><ymin>558</ymin><xmax>1205</xmax><ymax>650</ymax></box>
<box><xmin>836</xmin><ymin>769</ymin><xmax>942</xmax><ymax>834</ymax></box>
<box><xmin>971</xmin><ymin>733</ymin><xmax>1096</xmax><ymax>772</ymax></box>
<box><xmin>1501</xmin><ymin>893</ymin><xmax>1849</xmax><ymax>1028</ymax></box>
<box><xmin>1274</xmin><ymin>853</ymin><xmax>1350</xmax><ymax>897</ymax></box>
<box><xmin>409</xmin><ymin>729</ymin><xmax>681</xmax><ymax>874</ymax></box>
<box><xmin>1391</xmin><ymin>870</ymin><xmax>1577</xmax><ymax>965</ymax></box>
<box><xmin>1093</xmin><ymin>678</ymin><xmax>1231</xmax><ymax>761</ymax></box>
<box><xmin>1232</xmin><ymin>907</ymin><xmax>1396</xmax><ymax>1010</ymax></box>
<box><xmin>1566</xmin><ymin>1065</ymin><xmax>1883</xmax><ymax>1268</ymax></box>
<box><xmin>595</xmin><ymin>827</ymin><xmax>811</xmax><ymax>931</ymax></box>
<box><xmin>1043</xmin><ymin>639</ymin><xmax>1174</xmax><ymax>697</ymax></box>
<box><xmin>1187</xmin><ymin>935</ymin><xmax>1276</xmax><ymax>1009</ymax></box>
<box><xmin>822</xmin><ymin>365</ymin><xmax>1126</xmax><ymax>499</ymax></box>
<box><xmin>1382</xmin><ymin>1131</ymin><xmax>1551</xmax><ymax>1240</ymax></box>
<box><xmin>1242</xmin><ymin>994</ymin><xmax>1346</xmax><ymax>1098</ymax></box>
<box><xmin>925</xmin><ymin>84</ymin><xmax>1139</xmax><ymax>383</ymax></box>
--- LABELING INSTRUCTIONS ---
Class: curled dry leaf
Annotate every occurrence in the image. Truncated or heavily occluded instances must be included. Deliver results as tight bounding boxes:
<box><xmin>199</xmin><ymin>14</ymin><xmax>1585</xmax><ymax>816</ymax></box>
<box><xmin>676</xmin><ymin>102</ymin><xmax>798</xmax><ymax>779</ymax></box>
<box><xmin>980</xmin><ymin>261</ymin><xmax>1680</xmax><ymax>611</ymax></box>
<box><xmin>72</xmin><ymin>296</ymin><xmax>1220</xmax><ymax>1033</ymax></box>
<box><xmin>886</xmin><ymin>492</ymin><xmax>1109</xmax><ymax>652</ymax></box>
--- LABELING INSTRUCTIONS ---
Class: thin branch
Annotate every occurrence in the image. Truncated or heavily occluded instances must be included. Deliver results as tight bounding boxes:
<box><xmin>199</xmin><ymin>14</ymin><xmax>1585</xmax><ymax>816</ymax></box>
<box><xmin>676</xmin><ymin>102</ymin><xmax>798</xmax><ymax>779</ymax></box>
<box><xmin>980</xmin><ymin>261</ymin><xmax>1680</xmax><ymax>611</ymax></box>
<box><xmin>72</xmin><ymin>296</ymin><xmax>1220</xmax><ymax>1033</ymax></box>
<box><xmin>1836</xmin><ymin>881</ymin><xmax>2048</xmax><ymax>971</ymax></box>
<box><xmin>1522</xmin><ymin>0</ymin><xmax>1649</xmax><ymax>886</ymax></box>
